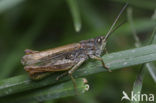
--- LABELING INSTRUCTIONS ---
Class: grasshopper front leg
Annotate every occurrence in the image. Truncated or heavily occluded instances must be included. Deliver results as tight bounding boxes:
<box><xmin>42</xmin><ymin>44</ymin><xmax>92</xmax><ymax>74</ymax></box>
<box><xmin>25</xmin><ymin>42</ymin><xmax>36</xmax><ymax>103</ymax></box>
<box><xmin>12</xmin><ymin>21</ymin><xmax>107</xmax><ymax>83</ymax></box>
<box><xmin>89</xmin><ymin>55</ymin><xmax>112</xmax><ymax>72</ymax></box>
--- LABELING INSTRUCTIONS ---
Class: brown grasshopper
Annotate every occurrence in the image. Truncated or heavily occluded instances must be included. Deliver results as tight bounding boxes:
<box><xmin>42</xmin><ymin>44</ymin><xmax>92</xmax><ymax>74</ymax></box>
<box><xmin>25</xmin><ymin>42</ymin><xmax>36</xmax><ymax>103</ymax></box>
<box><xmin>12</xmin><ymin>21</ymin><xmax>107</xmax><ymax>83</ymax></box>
<box><xmin>21</xmin><ymin>3</ymin><xmax>128</xmax><ymax>88</ymax></box>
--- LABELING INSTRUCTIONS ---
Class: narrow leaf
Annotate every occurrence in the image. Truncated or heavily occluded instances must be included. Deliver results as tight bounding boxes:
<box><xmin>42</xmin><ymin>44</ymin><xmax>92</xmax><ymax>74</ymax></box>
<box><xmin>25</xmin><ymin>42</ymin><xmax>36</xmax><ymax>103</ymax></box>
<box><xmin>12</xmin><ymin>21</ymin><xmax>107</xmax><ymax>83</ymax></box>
<box><xmin>0</xmin><ymin>78</ymin><xmax>89</xmax><ymax>103</ymax></box>
<box><xmin>67</xmin><ymin>0</ymin><xmax>81</xmax><ymax>32</ymax></box>
<box><xmin>146</xmin><ymin>63</ymin><xmax>156</xmax><ymax>83</ymax></box>
<box><xmin>127</xmin><ymin>8</ymin><xmax>156</xmax><ymax>103</ymax></box>
<box><xmin>0</xmin><ymin>44</ymin><xmax>156</xmax><ymax>97</ymax></box>
<box><xmin>127</xmin><ymin>8</ymin><xmax>145</xmax><ymax>102</ymax></box>
<box><xmin>131</xmin><ymin>65</ymin><xmax>145</xmax><ymax>103</ymax></box>
<box><xmin>146</xmin><ymin>26</ymin><xmax>156</xmax><ymax>82</ymax></box>
<box><xmin>0</xmin><ymin>0</ymin><xmax>24</xmax><ymax>14</ymax></box>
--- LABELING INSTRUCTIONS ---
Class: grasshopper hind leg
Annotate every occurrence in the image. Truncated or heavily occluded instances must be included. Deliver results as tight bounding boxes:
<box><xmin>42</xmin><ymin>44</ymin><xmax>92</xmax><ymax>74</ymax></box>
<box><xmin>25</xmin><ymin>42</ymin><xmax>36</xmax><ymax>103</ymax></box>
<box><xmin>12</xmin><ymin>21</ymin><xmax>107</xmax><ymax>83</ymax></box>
<box><xmin>68</xmin><ymin>59</ymin><xmax>86</xmax><ymax>94</ymax></box>
<box><xmin>30</xmin><ymin>72</ymin><xmax>51</xmax><ymax>80</ymax></box>
<box><xmin>56</xmin><ymin>59</ymin><xmax>86</xmax><ymax>94</ymax></box>
<box><xmin>56</xmin><ymin>72</ymin><xmax>78</xmax><ymax>94</ymax></box>
<box><xmin>56</xmin><ymin>59</ymin><xmax>86</xmax><ymax>81</ymax></box>
<box><xmin>56</xmin><ymin>72</ymin><xmax>68</xmax><ymax>80</ymax></box>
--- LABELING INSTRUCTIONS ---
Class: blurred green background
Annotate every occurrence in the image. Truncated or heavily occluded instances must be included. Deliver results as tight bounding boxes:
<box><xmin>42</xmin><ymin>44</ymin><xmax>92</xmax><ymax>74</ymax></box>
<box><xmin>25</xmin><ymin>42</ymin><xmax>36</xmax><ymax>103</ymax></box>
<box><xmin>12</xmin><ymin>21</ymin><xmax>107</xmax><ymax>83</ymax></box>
<box><xmin>0</xmin><ymin>0</ymin><xmax>156</xmax><ymax>103</ymax></box>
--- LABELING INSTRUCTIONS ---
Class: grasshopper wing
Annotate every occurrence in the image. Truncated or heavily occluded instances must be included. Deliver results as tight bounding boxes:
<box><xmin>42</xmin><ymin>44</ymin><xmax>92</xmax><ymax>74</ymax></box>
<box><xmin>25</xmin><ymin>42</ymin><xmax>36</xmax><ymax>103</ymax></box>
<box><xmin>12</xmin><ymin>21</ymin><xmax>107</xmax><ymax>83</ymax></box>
<box><xmin>24</xmin><ymin>60</ymin><xmax>77</xmax><ymax>75</ymax></box>
<box><xmin>21</xmin><ymin>43</ymin><xmax>80</xmax><ymax>66</ymax></box>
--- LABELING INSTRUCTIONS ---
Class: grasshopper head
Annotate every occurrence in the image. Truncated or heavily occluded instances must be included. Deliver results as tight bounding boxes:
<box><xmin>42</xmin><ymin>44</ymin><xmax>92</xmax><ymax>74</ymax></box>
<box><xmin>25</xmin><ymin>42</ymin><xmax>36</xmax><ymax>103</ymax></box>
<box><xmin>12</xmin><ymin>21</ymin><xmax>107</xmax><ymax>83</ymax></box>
<box><xmin>93</xmin><ymin>3</ymin><xmax>128</xmax><ymax>56</ymax></box>
<box><xmin>94</xmin><ymin>36</ymin><xmax>107</xmax><ymax>56</ymax></box>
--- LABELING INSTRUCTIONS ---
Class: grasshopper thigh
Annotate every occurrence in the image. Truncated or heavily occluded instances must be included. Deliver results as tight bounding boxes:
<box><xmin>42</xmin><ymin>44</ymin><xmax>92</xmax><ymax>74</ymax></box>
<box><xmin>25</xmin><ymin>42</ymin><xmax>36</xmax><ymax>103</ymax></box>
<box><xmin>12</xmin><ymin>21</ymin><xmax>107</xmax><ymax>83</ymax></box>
<box><xmin>68</xmin><ymin>58</ymin><xmax>86</xmax><ymax>74</ymax></box>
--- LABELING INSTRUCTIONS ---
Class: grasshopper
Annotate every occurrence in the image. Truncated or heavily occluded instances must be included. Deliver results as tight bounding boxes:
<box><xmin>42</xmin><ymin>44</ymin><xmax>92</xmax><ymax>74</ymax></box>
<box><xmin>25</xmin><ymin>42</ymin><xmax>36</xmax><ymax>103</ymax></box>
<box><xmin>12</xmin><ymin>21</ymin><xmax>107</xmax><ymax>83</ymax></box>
<box><xmin>21</xmin><ymin>3</ymin><xmax>128</xmax><ymax>89</ymax></box>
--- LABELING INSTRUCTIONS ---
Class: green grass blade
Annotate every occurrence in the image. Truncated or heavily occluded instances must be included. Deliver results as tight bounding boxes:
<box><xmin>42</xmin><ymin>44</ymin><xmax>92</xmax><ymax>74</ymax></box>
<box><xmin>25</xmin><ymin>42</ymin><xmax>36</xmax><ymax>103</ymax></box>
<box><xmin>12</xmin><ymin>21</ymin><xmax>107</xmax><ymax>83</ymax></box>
<box><xmin>127</xmin><ymin>8</ymin><xmax>156</xmax><ymax>103</ymax></box>
<box><xmin>146</xmin><ymin>27</ymin><xmax>156</xmax><ymax>82</ymax></box>
<box><xmin>128</xmin><ymin>7</ymin><xmax>145</xmax><ymax>103</ymax></box>
<box><xmin>127</xmin><ymin>7</ymin><xmax>141</xmax><ymax>47</ymax></box>
<box><xmin>0</xmin><ymin>44</ymin><xmax>156</xmax><ymax>97</ymax></box>
<box><xmin>146</xmin><ymin>63</ymin><xmax>156</xmax><ymax>83</ymax></box>
<box><xmin>0</xmin><ymin>78</ymin><xmax>89</xmax><ymax>103</ymax></box>
<box><xmin>131</xmin><ymin>66</ymin><xmax>145</xmax><ymax>103</ymax></box>
<box><xmin>66</xmin><ymin>0</ymin><xmax>81</xmax><ymax>32</ymax></box>
<box><xmin>0</xmin><ymin>0</ymin><xmax>24</xmax><ymax>14</ymax></box>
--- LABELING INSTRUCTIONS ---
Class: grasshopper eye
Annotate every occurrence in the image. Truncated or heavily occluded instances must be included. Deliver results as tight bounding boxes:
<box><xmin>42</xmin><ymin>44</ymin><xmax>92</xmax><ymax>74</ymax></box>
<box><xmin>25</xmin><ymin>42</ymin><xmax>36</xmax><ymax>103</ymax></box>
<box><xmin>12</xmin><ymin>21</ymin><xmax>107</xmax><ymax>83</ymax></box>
<box><xmin>96</xmin><ymin>38</ymin><xmax>102</xmax><ymax>44</ymax></box>
<box><xmin>97</xmin><ymin>38</ymin><xmax>101</xmax><ymax>43</ymax></box>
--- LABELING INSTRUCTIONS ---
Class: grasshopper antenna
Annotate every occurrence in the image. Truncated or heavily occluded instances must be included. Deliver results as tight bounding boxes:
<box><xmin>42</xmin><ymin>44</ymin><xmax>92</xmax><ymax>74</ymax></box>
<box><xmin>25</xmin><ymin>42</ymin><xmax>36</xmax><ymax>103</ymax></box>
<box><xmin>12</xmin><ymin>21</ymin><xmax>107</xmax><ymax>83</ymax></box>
<box><xmin>109</xmin><ymin>19</ymin><xmax>127</xmax><ymax>36</ymax></box>
<box><xmin>104</xmin><ymin>3</ymin><xmax>128</xmax><ymax>41</ymax></box>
